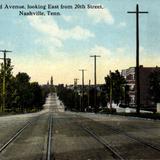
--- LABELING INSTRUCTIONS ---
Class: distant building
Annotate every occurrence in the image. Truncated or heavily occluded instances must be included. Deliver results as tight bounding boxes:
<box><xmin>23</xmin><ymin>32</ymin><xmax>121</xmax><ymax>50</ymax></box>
<box><xmin>121</xmin><ymin>65</ymin><xmax>160</xmax><ymax>108</ymax></box>
<box><xmin>50</xmin><ymin>76</ymin><xmax>53</xmax><ymax>86</ymax></box>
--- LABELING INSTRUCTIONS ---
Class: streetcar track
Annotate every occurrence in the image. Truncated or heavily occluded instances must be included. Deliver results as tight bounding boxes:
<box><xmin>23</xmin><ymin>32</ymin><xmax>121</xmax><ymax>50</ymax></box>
<box><xmin>81</xmin><ymin>125</ymin><xmax>125</xmax><ymax>160</ymax></box>
<box><xmin>69</xmin><ymin>114</ymin><xmax>160</xmax><ymax>159</ymax></box>
<box><xmin>46</xmin><ymin>114</ymin><xmax>54</xmax><ymax>160</ymax></box>
<box><xmin>76</xmin><ymin>114</ymin><xmax>160</xmax><ymax>153</ymax></box>
<box><xmin>103</xmin><ymin>124</ymin><xmax>160</xmax><ymax>152</ymax></box>
<box><xmin>68</xmin><ymin>115</ymin><xmax>125</xmax><ymax>160</ymax></box>
<box><xmin>0</xmin><ymin>120</ymin><xmax>32</xmax><ymax>153</ymax></box>
<box><xmin>0</xmin><ymin>114</ymin><xmax>44</xmax><ymax>153</ymax></box>
<box><xmin>0</xmin><ymin>94</ymin><xmax>56</xmax><ymax>159</ymax></box>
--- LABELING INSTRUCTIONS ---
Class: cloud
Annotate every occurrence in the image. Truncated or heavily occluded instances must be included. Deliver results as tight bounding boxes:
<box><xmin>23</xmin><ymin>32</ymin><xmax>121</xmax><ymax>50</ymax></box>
<box><xmin>87</xmin><ymin>6</ymin><xmax>114</xmax><ymax>24</ymax></box>
<box><xmin>68</xmin><ymin>26</ymin><xmax>94</xmax><ymax>40</ymax></box>
<box><xmin>89</xmin><ymin>45</ymin><xmax>135</xmax><ymax>80</ymax></box>
<box><xmin>12</xmin><ymin>44</ymin><xmax>160</xmax><ymax>85</ymax></box>
<box><xmin>90</xmin><ymin>45</ymin><xmax>112</xmax><ymax>57</ymax></box>
<box><xmin>62</xmin><ymin>15</ymin><xmax>72</xmax><ymax>22</ymax></box>
<box><xmin>118</xmin><ymin>22</ymin><xmax>127</xmax><ymax>28</ymax></box>
<box><xmin>27</xmin><ymin>16</ymin><xmax>94</xmax><ymax>48</ymax></box>
<box><xmin>35</xmin><ymin>37</ymin><xmax>63</xmax><ymax>48</ymax></box>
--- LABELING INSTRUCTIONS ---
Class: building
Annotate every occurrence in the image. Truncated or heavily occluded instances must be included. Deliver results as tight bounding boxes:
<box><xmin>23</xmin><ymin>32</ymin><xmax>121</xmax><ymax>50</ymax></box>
<box><xmin>122</xmin><ymin>67</ymin><xmax>136</xmax><ymax>105</ymax></box>
<box><xmin>121</xmin><ymin>65</ymin><xmax>160</xmax><ymax>109</ymax></box>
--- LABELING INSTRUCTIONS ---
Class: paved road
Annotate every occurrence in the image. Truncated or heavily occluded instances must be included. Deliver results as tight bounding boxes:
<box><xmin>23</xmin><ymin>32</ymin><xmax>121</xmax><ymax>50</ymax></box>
<box><xmin>0</xmin><ymin>93</ymin><xmax>159</xmax><ymax>160</ymax></box>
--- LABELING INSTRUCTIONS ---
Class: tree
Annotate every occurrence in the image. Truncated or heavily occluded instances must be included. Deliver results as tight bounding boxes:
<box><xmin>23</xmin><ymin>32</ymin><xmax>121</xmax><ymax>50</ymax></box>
<box><xmin>15</xmin><ymin>72</ymin><xmax>32</xmax><ymax>112</ymax></box>
<box><xmin>57</xmin><ymin>84</ymin><xmax>81</xmax><ymax>111</ymax></box>
<box><xmin>0</xmin><ymin>59</ymin><xmax>48</xmax><ymax>113</ymax></box>
<box><xmin>30</xmin><ymin>82</ymin><xmax>43</xmax><ymax>110</ymax></box>
<box><xmin>105</xmin><ymin>70</ymin><xmax>126</xmax><ymax>106</ymax></box>
<box><xmin>99</xmin><ymin>85</ymin><xmax>107</xmax><ymax>108</ymax></box>
<box><xmin>41</xmin><ymin>85</ymin><xmax>50</xmax><ymax>105</ymax></box>
<box><xmin>0</xmin><ymin>59</ymin><xmax>15</xmax><ymax>111</ymax></box>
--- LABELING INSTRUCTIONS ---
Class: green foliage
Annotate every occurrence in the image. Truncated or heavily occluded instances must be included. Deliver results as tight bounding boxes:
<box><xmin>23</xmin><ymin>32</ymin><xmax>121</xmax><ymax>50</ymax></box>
<box><xmin>99</xmin><ymin>90</ymin><xmax>107</xmax><ymax>108</ymax></box>
<box><xmin>41</xmin><ymin>85</ymin><xmax>50</xmax><ymax>104</ymax></box>
<box><xmin>56</xmin><ymin>70</ymin><xmax>126</xmax><ymax>113</ymax></box>
<box><xmin>30</xmin><ymin>82</ymin><xmax>43</xmax><ymax>108</ymax></box>
<box><xmin>0</xmin><ymin>60</ymin><xmax>15</xmax><ymax>111</ymax></box>
<box><xmin>105</xmin><ymin>70</ymin><xmax>126</xmax><ymax>105</ymax></box>
<box><xmin>57</xmin><ymin>84</ymin><xmax>107</xmax><ymax>112</ymax></box>
<box><xmin>57</xmin><ymin>85</ymin><xmax>80</xmax><ymax>111</ymax></box>
<box><xmin>0</xmin><ymin>62</ymin><xmax>46</xmax><ymax>113</ymax></box>
<box><xmin>15</xmin><ymin>72</ymin><xmax>31</xmax><ymax>111</ymax></box>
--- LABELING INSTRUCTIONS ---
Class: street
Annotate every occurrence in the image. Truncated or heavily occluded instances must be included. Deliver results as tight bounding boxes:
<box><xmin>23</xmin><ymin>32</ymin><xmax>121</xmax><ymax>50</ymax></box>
<box><xmin>0</xmin><ymin>93</ymin><xmax>160</xmax><ymax>160</ymax></box>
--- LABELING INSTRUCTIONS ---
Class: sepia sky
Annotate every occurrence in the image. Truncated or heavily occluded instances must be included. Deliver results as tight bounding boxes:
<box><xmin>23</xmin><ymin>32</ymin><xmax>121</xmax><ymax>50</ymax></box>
<box><xmin>0</xmin><ymin>0</ymin><xmax>160</xmax><ymax>85</ymax></box>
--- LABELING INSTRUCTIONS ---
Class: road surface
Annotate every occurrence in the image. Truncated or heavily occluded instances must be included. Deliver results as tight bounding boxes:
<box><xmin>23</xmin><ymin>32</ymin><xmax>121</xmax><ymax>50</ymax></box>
<box><xmin>0</xmin><ymin>93</ymin><xmax>159</xmax><ymax>160</ymax></box>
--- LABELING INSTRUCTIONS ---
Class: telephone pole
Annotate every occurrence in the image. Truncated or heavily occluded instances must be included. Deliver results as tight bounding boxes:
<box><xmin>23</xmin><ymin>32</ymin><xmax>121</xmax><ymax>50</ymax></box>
<box><xmin>88</xmin><ymin>79</ymin><xmax>91</xmax><ymax>108</ymax></box>
<box><xmin>90</xmin><ymin>55</ymin><xmax>101</xmax><ymax>113</ymax></box>
<box><xmin>79</xmin><ymin>69</ymin><xmax>86</xmax><ymax>112</ymax></box>
<box><xmin>0</xmin><ymin>50</ymin><xmax>12</xmax><ymax>112</ymax></box>
<box><xmin>74</xmin><ymin>78</ymin><xmax>79</xmax><ymax>110</ymax></box>
<box><xmin>127</xmin><ymin>4</ymin><xmax>148</xmax><ymax>114</ymax></box>
<box><xmin>109</xmin><ymin>71</ymin><xmax>112</xmax><ymax>109</ymax></box>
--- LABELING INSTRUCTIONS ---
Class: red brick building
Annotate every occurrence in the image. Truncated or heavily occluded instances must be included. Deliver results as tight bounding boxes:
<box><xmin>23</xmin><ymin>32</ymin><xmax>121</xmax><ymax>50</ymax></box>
<box><xmin>122</xmin><ymin>66</ymin><xmax>160</xmax><ymax>109</ymax></box>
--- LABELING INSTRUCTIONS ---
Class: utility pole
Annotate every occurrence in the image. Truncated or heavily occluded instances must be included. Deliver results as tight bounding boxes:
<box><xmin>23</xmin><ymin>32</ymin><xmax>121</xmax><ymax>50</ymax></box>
<box><xmin>90</xmin><ymin>55</ymin><xmax>101</xmax><ymax>113</ymax></box>
<box><xmin>74</xmin><ymin>78</ymin><xmax>79</xmax><ymax>110</ymax></box>
<box><xmin>79</xmin><ymin>69</ymin><xmax>86</xmax><ymax>112</ymax></box>
<box><xmin>127</xmin><ymin>4</ymin><xmax>148</xmax><ymax>114</ymax></box>
<box><xmin>109</xmin><ymin>70</ymin><xmax>112</xmax><ymax>109</ymax></box>
<box><xmin>0</xmin><ymin>50</ymin><xmax>12</xmax><ymax>112</ymax></box>
<box><xmin>88</xmin><ymin>79</ymin><xmax>91</xmax><ymax>108</ymax></box>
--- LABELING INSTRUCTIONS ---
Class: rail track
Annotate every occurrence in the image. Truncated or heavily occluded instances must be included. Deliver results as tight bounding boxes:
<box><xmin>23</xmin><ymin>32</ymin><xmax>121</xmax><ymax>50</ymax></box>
<box><xmin>72</xmin><ymin>114</ymin><xmax>160</xmax><ymax>159</ymax></box>
<box><xmin>0</xmin><ymin>119</ymin><xmax>32</xmax><ymax>153</ymax></box>
<box><xmin>67</xmin><ymin>115</ymin><xmax>125</xmax><ymax>160</ymax></box>
<box><xmin>0</xmin><ymin>110</ymin><xmax>159</xmax><ymax>160</ymax></box>
<box><xmin>81</xmin><ymin>125</ymin><xmax>125</xmax><ymax>160</ymax></box>
<box><xmin>103</xmin><ymin>123</ymin><xmax>160</xmax><ymax>152</ymax></box>
<box><xmin>75</xmin><ymin>114</ymin><xmax>160</xmax><ymax>152</ymax></box>
<box><xmin>46</xmin><ymin>114</ymin><xmax>54</xmax><ymax>160</ymax></box>
<box><xmin>0</xmin><ymin>113</ymin><xmax>53</xmax><ymax>160</ymax></box>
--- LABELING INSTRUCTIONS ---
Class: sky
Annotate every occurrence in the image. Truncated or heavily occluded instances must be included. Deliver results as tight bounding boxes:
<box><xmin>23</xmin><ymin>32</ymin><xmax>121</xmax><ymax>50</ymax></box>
<box><xmin>0</xmin><ymin>0</ymin><xmax>160</xmax><ymax>85</ymax></box>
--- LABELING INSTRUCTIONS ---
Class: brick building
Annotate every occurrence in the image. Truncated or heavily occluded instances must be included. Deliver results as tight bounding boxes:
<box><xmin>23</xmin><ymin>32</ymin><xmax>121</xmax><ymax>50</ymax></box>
<box><xmin>121</xmin><ymin>66</ymin><xmax>160</xmax><ymax>109</ymax></box>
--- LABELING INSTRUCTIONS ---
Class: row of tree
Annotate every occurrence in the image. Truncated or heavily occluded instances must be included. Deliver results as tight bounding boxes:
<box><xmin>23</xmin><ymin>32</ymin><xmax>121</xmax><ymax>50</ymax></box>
<box><xmin>57</xmin><ymin>69</ymin><xmax>160</xmax><ymax>113</ymax></box>
<box><xmin>0</xmin><ymin>60</ymin><xmax>49</xmax><ymax>113</ymax></box>
<box><xmin>57</xmin><ymin>70</ymin><xmax>126</xmax><ymax>112</ymax></box>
